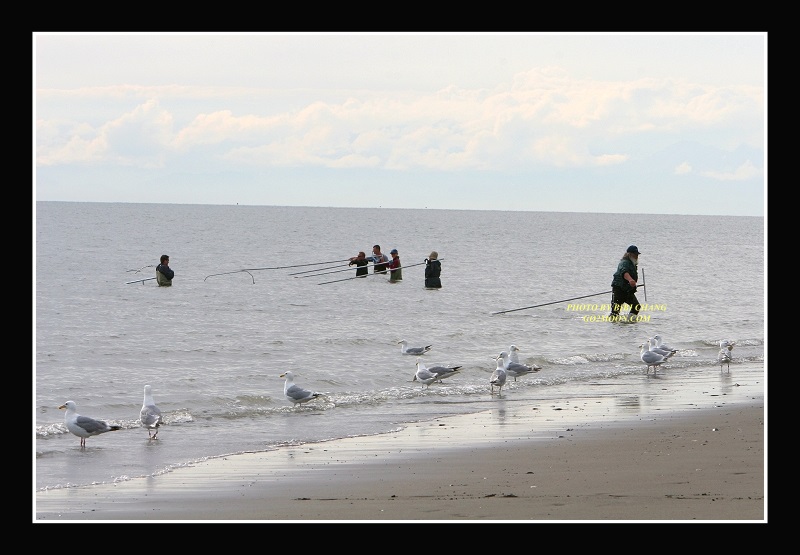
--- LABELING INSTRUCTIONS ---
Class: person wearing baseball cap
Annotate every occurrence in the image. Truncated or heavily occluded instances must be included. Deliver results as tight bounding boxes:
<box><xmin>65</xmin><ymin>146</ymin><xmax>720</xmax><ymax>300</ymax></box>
<box><xmin>609</xmin><ymin>245</ymin><xmax>641</xmax><ymax>322</ymax></box>
<box><xmin>387</xmin><ymin>249</ymin><xmax>402</xmax><ymax>283</ymax></box>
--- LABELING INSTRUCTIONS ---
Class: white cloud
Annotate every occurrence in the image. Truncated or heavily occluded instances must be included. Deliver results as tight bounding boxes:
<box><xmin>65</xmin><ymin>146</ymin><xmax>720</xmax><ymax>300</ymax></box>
<box><xmin>38</xmin><ymin>73</ymin><xmax>762</xmax><ymax>173</ymax></box>
<box><xmin>34</xmin><ymin>33</ymin><xmax>766</xmax><ymax>215</ymax></box>
<box><xmin>701</xmin><ymin>159</ymin><xmax>762</xmax><ymax>181</ymax></box>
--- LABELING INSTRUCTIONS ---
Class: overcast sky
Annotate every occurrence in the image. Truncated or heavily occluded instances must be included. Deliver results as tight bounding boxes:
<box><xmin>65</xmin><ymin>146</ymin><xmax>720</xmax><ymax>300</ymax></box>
<box><xmin>33</xmin><ymin>32</ymin><xmax>766</xmax><ymax>216</ymax></box>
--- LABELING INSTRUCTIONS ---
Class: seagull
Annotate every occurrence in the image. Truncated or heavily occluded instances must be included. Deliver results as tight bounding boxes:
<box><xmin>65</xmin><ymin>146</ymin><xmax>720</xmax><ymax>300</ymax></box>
<box><xmin>651</xmin><ymin>334</ymin><xmax>677</xmax><ymax>352</ymax></box>
<box><xmin>489</xmin><ymin>358</ymin><xmax>507</xmax><ymax>394</ymax></box>
<box><xmin>412</xmin><ymin>364</ymin><xmax>440</xmax><ymax>389</ymax></box>
<box><xmin>398</xmin><ymin>340</ymin><xmax>432</xmax><ymax>355</ymax></box>
<box><xmin>720</xmin><ymin>339</ymin><xmax>736</xmax><ymax>352</ymax></box>
<box><xmin>280</xmin><ymin>370</ymin><xmax>323</xmax><ymax>408</ymax></box>
<box><xmin>140</xmin><ymin>384</ymin><xmax>163</xmax><ymax>439</ymax></box>
<box><xmin>497</xmin><ymin>351</ymin><xmax>540</xmax><ymax>381</ymax></box>
<box><xmin>718</xmin><ymin>340</ymin><xmax>735</xmax><ymax>372</ymax></box>
<box><xmin>413</xmin><ymin>359</ymin><xmax>462</xmax><ymax>388</ymax></box>
<box><xmin>648</xmin><ymin>337</ymin><xmax>678</xmax><ymax>358</ymax></box>
<box><xmin>508</xmin><ymin>345</ymin><xmax>543</xmax><ymax>372</ymax></box>
<box><xmin>59</xmin><ymin>400</ymin><xmax>121</xmax><ymax>448</ymax></box>
<box><xmin>639</xmin><ymin>343</ymin><xmax>669</xmax><ymax>375</ymax></box>
<box><xmin>718</xmin><ymin>347</ymin><xmax>733</xmax><ymax>372</ymax></box>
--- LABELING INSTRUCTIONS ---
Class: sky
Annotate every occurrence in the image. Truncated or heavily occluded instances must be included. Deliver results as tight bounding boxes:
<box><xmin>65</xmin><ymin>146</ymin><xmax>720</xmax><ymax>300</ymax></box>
<box><xmin>33</xmin><ymin>32</ymin><xmax>766</xmax><ymax>216</ymax></box>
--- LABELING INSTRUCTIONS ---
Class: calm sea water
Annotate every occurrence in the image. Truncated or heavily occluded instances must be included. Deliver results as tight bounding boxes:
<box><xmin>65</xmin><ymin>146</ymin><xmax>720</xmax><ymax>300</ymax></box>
<box><xmin>34</xmin><ymin>202</ymin><xmax>765</xmax><ymax>491</ymax></box>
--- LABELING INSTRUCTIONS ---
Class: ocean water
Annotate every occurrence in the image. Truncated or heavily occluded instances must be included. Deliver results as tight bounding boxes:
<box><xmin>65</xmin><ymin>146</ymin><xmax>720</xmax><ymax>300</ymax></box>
<box><xmin>34</xmin><ymin>202</ymin><xmax>765</xmax><ymax>492</ymax></box>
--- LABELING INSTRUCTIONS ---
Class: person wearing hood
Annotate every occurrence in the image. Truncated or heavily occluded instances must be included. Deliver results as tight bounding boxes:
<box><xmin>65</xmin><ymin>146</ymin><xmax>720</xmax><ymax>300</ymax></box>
<box><xmin>424</xmin><ymin>251</ymin><xmax>442</xmax><ymax>289</ymax></box>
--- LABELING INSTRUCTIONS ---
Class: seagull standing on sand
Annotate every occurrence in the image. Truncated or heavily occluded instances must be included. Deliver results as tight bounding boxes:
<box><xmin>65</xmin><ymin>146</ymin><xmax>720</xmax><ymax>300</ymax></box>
<box><xmin>490</xmin><ymin>358</ymin><xmax>507</xmax><ymax>394</ymax></box>
<box><xmin>140</xmin><ymin>384</ymin><xmax>163</xmax><ymax>439</ymax></box>
<box><xmin>497</xmin><ymin>351</ymin><xmax>540</xmax><ymax>382</ymax></box>
<box><xmin>413</xmin><ymin>359</ymin><xmax>462</xmax><ymax>388</ymax></box>
<box><xmin>59</xmin><ymin>400</ymin><xmax>121</xmax><ymax>448</ymax></box>
<box><xmin>280</xmin><ymin>370</ymin><xmax>323</xmax><ymax>408</ymax></box>
<box><xmin>639</xmin><ymin>343</ymin><xmax>669</xmax><ymax>375</ymax></box>
<box><xmin>398</xmin><ymin>340</ymin><xmax>432</xmax><ymax>355</ymax></box>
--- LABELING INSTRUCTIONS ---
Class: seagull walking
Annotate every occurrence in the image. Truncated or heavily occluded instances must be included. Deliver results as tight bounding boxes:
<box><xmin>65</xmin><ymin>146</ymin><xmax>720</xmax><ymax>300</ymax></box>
<box><xmin>490</xmin><ymin>358</ymin><xmax>507</xmax><ymax>394</ymax></box>
<box><xmin>398</xmin><ymin>340</ymin><xmax>432</xmax><ymax>355</ymax></box>
<box><xmin>140</xmin><ymin>384</ymin><xmax>163</xmax><ymax>439</ymax></box>
<box><xmin>497</xmin><ymin>351</ymin><xmax>540</xmax><ymax>381</ymax></box>
<box><xmin>59</xmin><ymin>400</ymin><xmax>121</xmax><ymax>448</ymax></box>
<box><xmin>413</xmin><ymin>359</ymin><xmax>461</xmax><ymax>388</ymax></box>
<box><xmin>280</xmin><ymin>370</ymin><xmax>323</xmax><ymax>408</ymax></box>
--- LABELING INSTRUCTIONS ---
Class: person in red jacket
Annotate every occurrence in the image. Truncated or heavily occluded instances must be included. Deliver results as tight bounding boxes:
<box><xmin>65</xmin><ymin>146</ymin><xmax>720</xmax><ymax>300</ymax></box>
<box><xmin>387</xmin><ymin>249</ymin><xmax>402</xmax><ymax>283</ymax></box>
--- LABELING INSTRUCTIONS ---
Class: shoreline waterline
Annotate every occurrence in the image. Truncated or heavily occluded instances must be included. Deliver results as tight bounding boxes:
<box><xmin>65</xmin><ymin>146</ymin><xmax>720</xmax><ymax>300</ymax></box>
<box><xmin>35</xmin><ymin>361</ymin><xmax>765</xmax><ymax>522</ymax></box>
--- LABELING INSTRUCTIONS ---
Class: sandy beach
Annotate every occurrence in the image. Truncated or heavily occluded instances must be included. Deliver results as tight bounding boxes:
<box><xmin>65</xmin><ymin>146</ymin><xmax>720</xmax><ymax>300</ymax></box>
<box><xmin>35</xmin><ymin>363</ymin><xmax>766</xmax><ymax>523</ymax></box>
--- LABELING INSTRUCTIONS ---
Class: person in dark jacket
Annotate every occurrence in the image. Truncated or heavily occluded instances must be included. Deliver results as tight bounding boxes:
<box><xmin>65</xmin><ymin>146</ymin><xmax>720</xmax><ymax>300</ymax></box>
<box><xmin>155</xmin><ymin>255</ymin><xmax>174</xmax><ymax>286</ymax></box>
<box><xmin>609</xmin><ymin>245</ymin><xmax>640</xmax><ymax>321</ymax></box>
<box><xmin>348</xmin><ymin>251</ymin><xmax>369</xmax><ymax>277</ymax></box>
<box><xmin>425</xmin><ymin>251</ymin><xmax>442</xmax><ymax>289</ymax></box>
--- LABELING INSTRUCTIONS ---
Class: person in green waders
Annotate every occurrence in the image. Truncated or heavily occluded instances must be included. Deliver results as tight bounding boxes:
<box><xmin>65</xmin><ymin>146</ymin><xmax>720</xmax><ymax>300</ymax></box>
<box><xmin>155</xmin><ymin>255</ymin><xmax>174</xmax><ymax>286</ymax></box>
<box><xmin>387</xmin><ymin>249</ymin><xmax>402</xmax><ymax>283</ymax></box>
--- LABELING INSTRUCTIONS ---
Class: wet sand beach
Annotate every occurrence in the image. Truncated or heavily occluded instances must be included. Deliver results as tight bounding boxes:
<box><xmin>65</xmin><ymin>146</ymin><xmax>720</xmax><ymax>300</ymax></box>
<box><xmin>35</xmin><ymin>363</ymin><xmax>766</xmax><ymax>523</ymax></box>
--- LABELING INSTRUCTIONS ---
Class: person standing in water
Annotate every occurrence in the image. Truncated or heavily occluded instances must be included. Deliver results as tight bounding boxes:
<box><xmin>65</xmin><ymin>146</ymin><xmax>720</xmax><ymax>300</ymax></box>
<box><xmin>609</xmin><ymin>245</ymin><xmax>641</xmax><ymax>321</ymax></box>
<box><xmin>155</xmin><ymin>255</ymin><xmax>174</xmax><ymax>286</ymax></box>
<box><xmin>368</xmin><ymin>245</ymin><xmax>390</xmax><ymax>274</ymax></box>
<box><xmin>424</xmin><ymin>251</ymin><xmax>442</xmax><ymax>289</ymax></box>
<box><xmin>348</xmin><ymin>251</ymin><xmax>369</xmax><ymax>277</ymax></box>
<box><xmin>387</xmin><ymin>249</ymin><xmax>402</xmax><ymax>283</ymax></box>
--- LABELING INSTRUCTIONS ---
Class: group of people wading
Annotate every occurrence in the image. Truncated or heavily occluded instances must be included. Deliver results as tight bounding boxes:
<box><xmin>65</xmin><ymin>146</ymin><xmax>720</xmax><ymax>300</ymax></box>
<box><xmin>348</xmin><ymin>245</ymin><xmax>441</xmax><ymax>288</ymax></box>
